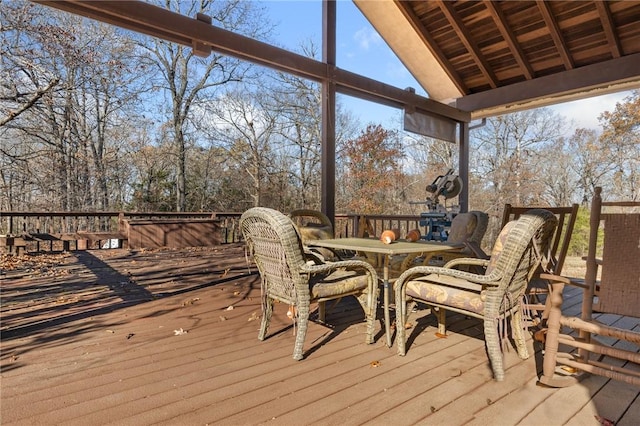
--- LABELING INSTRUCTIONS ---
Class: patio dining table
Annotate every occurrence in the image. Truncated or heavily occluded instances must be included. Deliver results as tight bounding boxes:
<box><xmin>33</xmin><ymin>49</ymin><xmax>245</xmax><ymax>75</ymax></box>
<box><xmin>306</xmin><ymin>237</ymin><xmax>463</xmax><ymax>347</ymax></box>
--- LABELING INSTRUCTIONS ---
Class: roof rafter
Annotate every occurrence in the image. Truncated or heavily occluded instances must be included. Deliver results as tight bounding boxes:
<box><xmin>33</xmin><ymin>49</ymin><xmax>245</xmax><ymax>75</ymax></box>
<box><xmin>536</xmin><ymin>0</ymin><xmax>574</xmax><ymax>70</ymax></box>
<box><xmin>436</xmin><ymin>0</ymin><xmax>498</xmax><ymax>89</ymax></box>
<box><xmin>595</xmin><ymin>1</ymin><xmax>622</xmax><ymax>58</ymax></box>
<box><xmin>484</xmin><ymin>1</ymin><xmax>534</xmax><ymax>80</ymax></box>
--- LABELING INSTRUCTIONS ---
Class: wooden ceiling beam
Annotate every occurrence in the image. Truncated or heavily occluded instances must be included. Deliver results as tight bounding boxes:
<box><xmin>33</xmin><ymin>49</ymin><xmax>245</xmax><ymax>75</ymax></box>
<box><xmin>484</xmin><ymin>1</ymin><xmax>534</xmax><ymax>80</ymax></box>
<box><xmin>35</xmin><ymin>0</ymin><xmax>469</xmax><ymax>122</ymax></box>
<box><xmin>595</xmin><ymin>1</ymin><xmax>622</xmax><ymax>59</ymax></box>
<box><xmin>436</xmin><ymin>0</ymin><xmax>499</xmax><ymax>89</ymax></box>
<box><xmin>456</xmin><ymin>52</ymin><xmax>640</xmax><ymax>117</ymax></box>
<box><xmin>536</xmin><ymin>0</ymin><xmax>575</xmax><ymax>70</ymax></box>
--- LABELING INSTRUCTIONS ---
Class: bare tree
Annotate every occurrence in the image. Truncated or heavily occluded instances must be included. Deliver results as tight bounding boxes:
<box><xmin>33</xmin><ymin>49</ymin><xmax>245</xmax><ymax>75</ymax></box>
<box><xmin>1</xmin><ymin>1</ymin><xmax>146</xmax><ymax>212</ymax></box>
<box><xmin>207</xmin><ymin>89</ymin><xmax>279</xmax><ymax>208</ymax></box>
<box><xmin>598</xmin><ymin>90</ymin><xmax>640</xmax><ymax>200</ymax></box>
<box><xmin>567</xmin><ymin>128</ymin><xmax>617</xmax><ymax>203</ymax></box>
<box><xmin>470</xmin><ymin>108</ymin><xmax>565</xmax><ymax>212</ymax></box>
<box><xmin>139</xmin><ymin>0</ymin><xmax>270</xmax><ymax>211</ymax></box>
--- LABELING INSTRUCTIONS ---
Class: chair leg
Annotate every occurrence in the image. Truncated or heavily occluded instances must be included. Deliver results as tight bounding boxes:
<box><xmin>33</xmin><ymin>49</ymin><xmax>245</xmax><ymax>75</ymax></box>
<box><xmin>538</xmin><ymin>281</ymin><xmax>579</xmax><ymax>387</ymax></box>
<box><xmin>356</xmin><ymin>287</ymin><xmax>377</xmax><ymax>344</ymax></box>
<box><xmin>293</xmin><ymin>299</ymin><xmax>310</xmax><ymax>360</ymax></box>
<box><xmin>258</xmin><ymin>297</ymin><xmax>273</xmax><ymax>341</ymax></box>
<box><xmin>484</xmin><ymin>318</ymin><xmax>505</xmax><ymax>381</ymax></box>
<box><xmin>434</xmin><ymin>307</ymin><xmax>447</xmax><ymax>336</ymax></box>
<box><xmin>317</xmin><ymin>301</ymin><xmax>326</xmax><ymax>323</ymax></box>
<box><xmin>396</xmin><ymin>288</ymin><xmax>407</xmax><ymax>356</ymax></box>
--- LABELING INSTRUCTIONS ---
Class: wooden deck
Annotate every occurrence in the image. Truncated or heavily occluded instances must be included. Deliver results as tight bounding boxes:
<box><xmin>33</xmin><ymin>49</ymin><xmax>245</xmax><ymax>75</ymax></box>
<box><xmin>1</xmin><ymin>245</ymin><xmax>638</xmax><ymax>425</ymax></box>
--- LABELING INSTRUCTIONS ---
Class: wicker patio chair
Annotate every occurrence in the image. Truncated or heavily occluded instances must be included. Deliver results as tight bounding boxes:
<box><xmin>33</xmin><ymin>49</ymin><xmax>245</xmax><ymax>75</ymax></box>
<box><xmin>240</xmin><ymin>207</ymin><xmax>379</xmax><ymax>360</ymax></box>
<box><xmin>393</xmin><ymin>210</ymin><xmax>489</xmax><ymax>273</ymax></box>
<box><xmin>394</xmin><ymin>209</ymin><xmax>558</xmax><ymax>381</ymax></box>
<box><xmin>500</xmin><ymin>203</ymin><xmax>579</xmax><ymax>327</ymax></box>
<box><xmin>538</xmin><ymin>187</ymin><xmax>640</xmax><ymax>387</ymax></box>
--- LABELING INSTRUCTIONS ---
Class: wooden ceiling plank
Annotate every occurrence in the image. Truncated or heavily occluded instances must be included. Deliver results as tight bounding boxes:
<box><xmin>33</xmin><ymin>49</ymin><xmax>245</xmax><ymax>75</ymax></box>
<box><xmin>395</xmin><ymin>0</ymin><xmax>468</xmax><ymax>94</ymax></box>
<box><xmin>484</xmin><ymin>1</ymin><xmax>534</xmax><ymax>80</ymax></box>
<box><xmin>536</xmin><ymin>0</ymin><xmax>575</xmax><ymax>70</ymax></box>
<box><xmin>595</xmin><ymin>1</ymin><xmax>622</xmax><ymax>58</ymax></box>
<box><xmin>436</xmin><ymin>0</ymin><xmax>499</xmax><ymax>89</ymax></box>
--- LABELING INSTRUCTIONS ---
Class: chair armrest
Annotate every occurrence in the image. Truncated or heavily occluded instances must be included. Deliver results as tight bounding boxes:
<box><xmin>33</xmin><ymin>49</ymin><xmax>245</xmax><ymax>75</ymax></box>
<box><xmin>395</xmin><ymin>263</ymin><xmax>494</xmax><ymax>288</ymax></box>
<box><xmin>580</xmin><ymin>256</ymin><xmax>603</xmax><ymax>266</ymax></box>
<box><xmin>539</xmin><ymin>273</ymin><xmax>589</xmax><ymax>289</ymax></box>
<box><xmin>464</xmin><ymin>241</ymin><xmax>490</xmax><ymax>259</ymax></box>
<box><xmin>443</xmin><ymin>257</ymin><xmax>490</xmax><ymax>269</ymax></box>
<box><xmin>300</xmin><ymin>258</ymin><xmax>378</xmax><ymax>281</ymax></box>
<box><xmin>303</xmin><ymin>249</ymin><xmax>325</xmax><ymax>264</ymax></box>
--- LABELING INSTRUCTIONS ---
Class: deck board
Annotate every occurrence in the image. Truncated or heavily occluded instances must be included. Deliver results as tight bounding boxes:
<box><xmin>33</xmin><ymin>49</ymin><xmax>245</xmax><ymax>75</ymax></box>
<box><xmin>1</xmin><ymin>247</ymin><xmax>638</xmax><ymax>425</ymax></box>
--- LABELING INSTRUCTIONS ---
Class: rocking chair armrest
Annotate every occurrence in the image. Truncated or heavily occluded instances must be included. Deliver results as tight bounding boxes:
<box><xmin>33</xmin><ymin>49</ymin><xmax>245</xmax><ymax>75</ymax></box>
<box><xmin>580</xmin><ymin>256</ymin><xmax>603</xmax><ymax>266</ymax></box>
<box><xmin>540</xmin><ymin>273</ymin><xmax>590</xmax><ymax>290</ymax></box>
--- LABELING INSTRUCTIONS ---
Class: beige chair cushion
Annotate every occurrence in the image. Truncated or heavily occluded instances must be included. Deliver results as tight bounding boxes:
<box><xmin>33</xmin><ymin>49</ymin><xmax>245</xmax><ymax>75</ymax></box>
<box><xmin>447</xmin><ymin>212</ymin><xmax>477</xmax><ymax>242</ymax></box>
<box><xmin>310</xmin><ymin>269</ymin><xmax>370</xmax><ymax>298</ymax></box>
<box><xmin>406</xmin><ymin>275</ymin><xmax>485</xmax><ymax>314</ymax></box>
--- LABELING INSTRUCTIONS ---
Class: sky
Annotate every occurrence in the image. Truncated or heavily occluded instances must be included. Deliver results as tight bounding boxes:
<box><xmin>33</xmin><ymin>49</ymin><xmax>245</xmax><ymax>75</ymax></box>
<box><xmin>262</xmin><ymin>0</ymin><xmax>634</xmax><ymax>132</ymax></box>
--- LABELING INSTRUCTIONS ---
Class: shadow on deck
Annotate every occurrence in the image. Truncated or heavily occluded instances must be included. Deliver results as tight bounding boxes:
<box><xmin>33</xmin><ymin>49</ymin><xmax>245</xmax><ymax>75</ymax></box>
<box><xmin>1</xmin><ymin>246</ymin><xmax>638</xmax><ymax>425</ymax></box>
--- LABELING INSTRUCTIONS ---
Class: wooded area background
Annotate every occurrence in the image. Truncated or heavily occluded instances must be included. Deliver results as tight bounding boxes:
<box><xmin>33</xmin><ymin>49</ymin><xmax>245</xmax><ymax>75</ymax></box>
<box><xmin>2</xmin><ymin>1</ymin><xmax>639</xmax><ymax>254</ymax></box>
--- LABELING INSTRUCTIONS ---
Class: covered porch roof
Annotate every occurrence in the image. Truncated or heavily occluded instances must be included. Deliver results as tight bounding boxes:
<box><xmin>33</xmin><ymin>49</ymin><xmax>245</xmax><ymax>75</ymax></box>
<box><xmin>355</xmin><ymin>1</ymin><xmax>640</xmax><ymax>118</ymax></box>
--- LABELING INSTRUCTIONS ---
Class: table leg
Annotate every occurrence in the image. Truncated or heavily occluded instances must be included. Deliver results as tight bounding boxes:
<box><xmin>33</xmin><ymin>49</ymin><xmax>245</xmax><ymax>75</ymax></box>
<box><xmin>383</xmin><ymin>256</ymin><xmax>392</xmax><ymax>347</ymax></box>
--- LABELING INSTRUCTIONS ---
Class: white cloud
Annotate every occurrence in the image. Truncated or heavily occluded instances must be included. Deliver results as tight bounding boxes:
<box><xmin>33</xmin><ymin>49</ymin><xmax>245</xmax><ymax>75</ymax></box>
<box><xmin>353</xmin><ymin>27</ymin><xmax>382</xmax><ymax>50</ymax></box>
<box><xmin>550</xmin><ymin>91</ymin><xmax>631</xmax><ymax>131</ymax></box>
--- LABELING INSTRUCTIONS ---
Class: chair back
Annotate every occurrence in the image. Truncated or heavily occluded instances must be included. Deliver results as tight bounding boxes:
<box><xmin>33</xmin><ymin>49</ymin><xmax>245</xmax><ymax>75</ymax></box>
<box><xmin>585</xmin><ymin>188</ymin><xmax>640</xmax><ymax>318</ymax></box>
<box><xmin>447</xmin><ymin>212</ymin><xmax>478</xmax><ymax>243</ymax></box>
<box><xmin>501</xmin><ymin>203</ymin><xmax>578</xmax><ymax>274</ymax></box>
<box><xmin>469</xmin><ymin>210</ymin><xmax>489</xmax><ymax>246</ymax></box>
<box><xmin>241</xmin><ymin>207</ymin><xmax>308</xmax><ymax>303</ymax></box>
<box><xmin>485</xmin><ymin>209</ymin><xmax>558</xmax><ymax>314</ymax></box>
<box><xmin>289</xmin><ymin>209</ymin><xmax>334</xmax><ymax>242</ymax></box>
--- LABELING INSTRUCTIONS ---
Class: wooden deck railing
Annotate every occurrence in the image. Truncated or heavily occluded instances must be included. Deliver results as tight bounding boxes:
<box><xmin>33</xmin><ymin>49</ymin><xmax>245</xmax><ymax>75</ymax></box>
<box><xmin>1</xmin><ymin>211</ymin><xmax>433</xmax><ymax>253</ymax></box>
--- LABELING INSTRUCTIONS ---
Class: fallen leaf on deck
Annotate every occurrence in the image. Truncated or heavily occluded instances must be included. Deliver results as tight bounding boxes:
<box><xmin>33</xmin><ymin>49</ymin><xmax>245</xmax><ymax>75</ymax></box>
<box><xmin>369</xmin><ymin>360</ymin><xmax>381</xmax><ymax>368</ymax></box>
<box><xmin>247</xmin><ymin>312</ymin><xmax>259</xmax><ymax>321</ymax></box>
<box><xmin>173</xmin><ymin>328</ymin><xmax>188</xmax><ymax>335</ymax></box>
<box><xmin>226</xmin><ymin>305</ymin><xmax>234</xmax><ymax>310</ymax></box>
<box><xmin>595</xmin><ymin>415</ymin><xmax>615</xmax><ymax>426</ymax></box>
<box><xmin>435</xmin><ymin>332</ymin><xmax>447</xmax><ymax>338</ymax></box>
<box><xmin>182</xmin><ymin>297</ymin><xmax>200</xmax><ymax>306</ymax></box>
